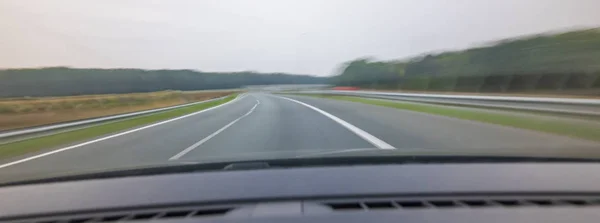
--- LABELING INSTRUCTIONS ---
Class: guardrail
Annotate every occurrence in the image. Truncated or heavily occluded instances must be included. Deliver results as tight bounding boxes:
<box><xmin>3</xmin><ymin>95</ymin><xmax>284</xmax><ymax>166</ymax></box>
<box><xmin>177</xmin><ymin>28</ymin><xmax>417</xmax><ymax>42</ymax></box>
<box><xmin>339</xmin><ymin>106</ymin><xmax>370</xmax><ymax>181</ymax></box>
<box><xmin>0</xmin><ymin>96</ymin><xmax>230</xmax><ymax>140</ymax></box>
<box><xmin>298</xmin><ymin>90</ymin><xmax>600</xmax><ymax>116</ymax></box>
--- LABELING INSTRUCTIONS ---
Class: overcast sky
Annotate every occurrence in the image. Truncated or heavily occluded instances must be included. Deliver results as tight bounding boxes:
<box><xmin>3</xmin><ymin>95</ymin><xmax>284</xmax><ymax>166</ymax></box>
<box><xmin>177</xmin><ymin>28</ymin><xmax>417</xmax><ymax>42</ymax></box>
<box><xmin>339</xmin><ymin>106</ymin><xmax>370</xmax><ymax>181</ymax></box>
<box><xmin>1</xmin><ymin>0</ymin><xmax>600</xmax><ymax>76</ymax></box>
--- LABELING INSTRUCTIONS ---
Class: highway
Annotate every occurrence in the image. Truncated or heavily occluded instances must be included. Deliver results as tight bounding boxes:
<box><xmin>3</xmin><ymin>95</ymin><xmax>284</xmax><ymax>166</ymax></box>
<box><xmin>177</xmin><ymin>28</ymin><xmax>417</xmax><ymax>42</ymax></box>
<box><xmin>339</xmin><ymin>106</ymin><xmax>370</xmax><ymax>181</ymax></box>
<box><xmin>0</xmin><ymin>92</ymin><xmax>598</xmax><ymax>181</ymax></box>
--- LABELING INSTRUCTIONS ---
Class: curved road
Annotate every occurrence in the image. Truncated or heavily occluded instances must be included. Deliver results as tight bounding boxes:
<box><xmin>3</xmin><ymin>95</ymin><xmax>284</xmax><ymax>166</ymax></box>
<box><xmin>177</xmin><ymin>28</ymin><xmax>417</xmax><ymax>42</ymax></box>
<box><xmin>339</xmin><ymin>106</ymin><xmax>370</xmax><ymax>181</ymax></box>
<box><xmin>0</xmin><ymin>93</ymin><xmax>597</xmax><ymax>180</ymax></box>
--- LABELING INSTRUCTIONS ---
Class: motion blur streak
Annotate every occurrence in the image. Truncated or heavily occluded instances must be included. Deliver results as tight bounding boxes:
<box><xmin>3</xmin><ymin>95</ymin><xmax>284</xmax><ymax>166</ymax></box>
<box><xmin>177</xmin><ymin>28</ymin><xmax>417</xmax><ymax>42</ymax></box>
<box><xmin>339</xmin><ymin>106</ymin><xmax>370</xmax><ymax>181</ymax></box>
<box><xmin>0</xmin><ymin>93</ymin><xmax>596</xmax><ymax>182</ymax></box>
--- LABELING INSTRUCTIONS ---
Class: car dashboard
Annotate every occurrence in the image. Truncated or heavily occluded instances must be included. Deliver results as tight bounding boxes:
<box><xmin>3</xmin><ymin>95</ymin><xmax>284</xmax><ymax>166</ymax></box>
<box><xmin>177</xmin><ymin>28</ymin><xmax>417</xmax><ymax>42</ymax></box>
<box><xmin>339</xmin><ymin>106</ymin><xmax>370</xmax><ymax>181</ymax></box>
<box><xmin>1</xmin><ymin>163</ymin><xmax>600</xmax><ymax>223</ymax></box>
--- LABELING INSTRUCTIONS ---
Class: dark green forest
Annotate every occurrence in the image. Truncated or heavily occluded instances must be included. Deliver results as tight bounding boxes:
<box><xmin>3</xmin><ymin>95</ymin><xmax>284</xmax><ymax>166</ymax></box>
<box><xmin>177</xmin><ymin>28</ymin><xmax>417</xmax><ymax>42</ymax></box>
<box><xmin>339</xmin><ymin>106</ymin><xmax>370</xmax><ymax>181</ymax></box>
<box><xmin>334</xmin><ymin>28</ymin><xmax>600</xmax><ymax>93</ymax></box>
<box><xmin>0</xmin><ymin>68</ymin><xmax>327</xmax><ymax>97</ymax></box>
<box><xmin>4</xmin><ymin>28</ymin><xmax>600</xmax><ymax>97</ymax></box>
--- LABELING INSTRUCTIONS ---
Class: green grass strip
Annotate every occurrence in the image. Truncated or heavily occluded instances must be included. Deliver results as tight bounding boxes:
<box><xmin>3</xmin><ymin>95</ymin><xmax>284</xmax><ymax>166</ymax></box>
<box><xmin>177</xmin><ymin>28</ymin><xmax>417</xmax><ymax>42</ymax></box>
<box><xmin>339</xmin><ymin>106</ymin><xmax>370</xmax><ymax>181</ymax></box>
<box><xmin>306</xmin><ymin>94</ymin><xmax>600</xmax><ymax>142</ymax></box>
<box><xmin>0</xmin><ymin>95</ymin><xmax>237</xmax><ymax>160</ymax></box>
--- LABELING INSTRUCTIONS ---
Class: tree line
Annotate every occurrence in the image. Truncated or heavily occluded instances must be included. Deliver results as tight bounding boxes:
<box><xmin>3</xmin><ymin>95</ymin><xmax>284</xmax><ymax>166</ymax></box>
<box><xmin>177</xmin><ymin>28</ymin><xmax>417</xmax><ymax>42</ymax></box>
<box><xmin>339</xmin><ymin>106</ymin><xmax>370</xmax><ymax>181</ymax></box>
<box><xmin>332</xmin><ymin>28</ymin><xmax>600</xmax><ymax>93</ymax></box>
<box><xmin>5</xmin><ymin>28</ymin><xmax>600</xmax><ymax>97</ymax></box>
<box><xmin>0</xmin><ymin>68</ymin><xmax>328</xmax><ymax>97</ymax></box>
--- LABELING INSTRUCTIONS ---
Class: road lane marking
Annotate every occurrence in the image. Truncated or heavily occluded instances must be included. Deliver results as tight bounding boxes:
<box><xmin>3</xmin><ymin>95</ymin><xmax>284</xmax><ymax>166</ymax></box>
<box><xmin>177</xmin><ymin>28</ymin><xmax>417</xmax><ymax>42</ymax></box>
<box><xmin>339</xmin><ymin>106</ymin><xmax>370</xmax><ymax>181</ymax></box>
<box><xmin>169</xmin><ymin>99</ymin><xmax>260</xmax><ymax>160</ymax></box>
<box><xmin>274</xmin><ymin>95</ymin><xmax>395</xmax><ymax>150</ymax></box>
<box><xmin>0</xmin><ymin>94</ymin><xmax>247</xmax><ymax>169</ymax></box>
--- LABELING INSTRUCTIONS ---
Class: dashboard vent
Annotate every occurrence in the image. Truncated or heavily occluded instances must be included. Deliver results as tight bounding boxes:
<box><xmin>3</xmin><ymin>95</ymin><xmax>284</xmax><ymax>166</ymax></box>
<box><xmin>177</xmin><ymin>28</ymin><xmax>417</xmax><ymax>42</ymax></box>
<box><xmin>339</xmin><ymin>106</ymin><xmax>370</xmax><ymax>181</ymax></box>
<box><xmin>324</xmin><ymin>197</ymin><xmax>600</xmax><ymax>211</ymax></box>
<box><xmin>19</xmin><ymin>207</ymin><xmax>232</xmax><ymax>223</ymax></box>
<box><xmin>10</xmin><ymin>197</ymin><xmax>600</xmax><ymax>222</ymax></box>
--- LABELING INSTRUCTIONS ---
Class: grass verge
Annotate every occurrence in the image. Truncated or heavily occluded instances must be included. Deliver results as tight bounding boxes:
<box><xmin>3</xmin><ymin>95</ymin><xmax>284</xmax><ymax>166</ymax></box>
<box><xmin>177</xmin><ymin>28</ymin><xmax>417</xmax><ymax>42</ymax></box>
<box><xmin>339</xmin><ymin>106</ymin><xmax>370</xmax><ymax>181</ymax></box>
<box><xmin>0</xmin><ymin>90</ymin><xmax>238</xmax><ymax>131</ymax></box>
<box><xmin>301</xmin><ymin>94</ymin><xmax>600</xmax><ymax>142</ymax></box>
<box><xmin>0</xmin><ymin>94</ymin><xmax>237</xmax><ymax>161</ymax></box>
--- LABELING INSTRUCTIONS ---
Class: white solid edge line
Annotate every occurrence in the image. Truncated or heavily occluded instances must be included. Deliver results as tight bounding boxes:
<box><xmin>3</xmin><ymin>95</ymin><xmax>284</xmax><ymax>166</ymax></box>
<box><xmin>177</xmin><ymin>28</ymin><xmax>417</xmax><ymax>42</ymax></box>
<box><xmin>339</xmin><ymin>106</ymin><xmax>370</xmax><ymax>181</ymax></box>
<box><xmin>169</xmin><ymin>99</ymin><xmax>260</xmax><ymax>160</ymax></box>
<box><xmin>0</xmin><ymin>94</ymin><xmax>247</xmax><ymax>169</ymax></box>
<box><xmin>274</xmin><ymin>95</ymin><xmax>395</xmax><ymax>150</ymax></box>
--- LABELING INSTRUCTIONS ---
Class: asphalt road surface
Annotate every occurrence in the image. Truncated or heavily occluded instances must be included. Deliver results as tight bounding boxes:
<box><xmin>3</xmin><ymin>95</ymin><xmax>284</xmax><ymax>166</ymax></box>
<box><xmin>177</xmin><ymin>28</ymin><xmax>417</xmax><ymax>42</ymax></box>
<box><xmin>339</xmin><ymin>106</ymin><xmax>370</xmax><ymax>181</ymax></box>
<box><xmin>0</xmin><ymin>93</ymin><xmax>598</xmax><ymax>181</ymax></box>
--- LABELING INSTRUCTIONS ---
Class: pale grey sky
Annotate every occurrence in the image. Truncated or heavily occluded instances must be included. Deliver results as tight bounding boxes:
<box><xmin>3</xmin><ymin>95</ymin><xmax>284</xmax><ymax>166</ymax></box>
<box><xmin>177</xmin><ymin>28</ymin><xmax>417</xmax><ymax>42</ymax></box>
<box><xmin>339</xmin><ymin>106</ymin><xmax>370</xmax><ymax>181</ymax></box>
<box><xmin>1</xmin><ymin>0</ymin><xmax>599</xmax><ymax>76</ymax></box>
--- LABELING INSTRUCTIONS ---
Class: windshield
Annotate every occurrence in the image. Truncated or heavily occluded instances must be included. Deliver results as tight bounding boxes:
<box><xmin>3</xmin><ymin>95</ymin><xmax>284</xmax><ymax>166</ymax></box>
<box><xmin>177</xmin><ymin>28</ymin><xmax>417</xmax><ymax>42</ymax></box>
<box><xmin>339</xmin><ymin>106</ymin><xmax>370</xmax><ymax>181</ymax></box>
<box><xmin>1</xmin><ymin>0</ymin><xmax>600</xmax><ymax>184</ymax></box>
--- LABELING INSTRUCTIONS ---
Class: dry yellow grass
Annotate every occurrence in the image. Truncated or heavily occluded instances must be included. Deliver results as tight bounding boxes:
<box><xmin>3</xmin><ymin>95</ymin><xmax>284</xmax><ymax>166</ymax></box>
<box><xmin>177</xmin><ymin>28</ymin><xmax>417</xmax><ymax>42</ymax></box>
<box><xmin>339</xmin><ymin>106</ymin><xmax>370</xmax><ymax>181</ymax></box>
<box><xmin>0</xmin><ymin>90</ymin><xmax>238</xmax><ymax>131</ymax></box>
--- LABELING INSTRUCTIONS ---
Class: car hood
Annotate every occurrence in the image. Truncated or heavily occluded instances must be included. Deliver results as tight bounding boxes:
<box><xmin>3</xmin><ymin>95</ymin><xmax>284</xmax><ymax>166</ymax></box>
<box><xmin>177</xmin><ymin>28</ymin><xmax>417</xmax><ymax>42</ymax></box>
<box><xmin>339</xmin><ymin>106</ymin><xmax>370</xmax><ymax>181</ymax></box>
<box><xmin>2</xmin><ymin>146</ymin><xmax>600</xmax><ymax>186</ymax></box>
<box><xmin>179</xmin><ymin>145</ymin><xmax>600</xmax><ymax>163</ymax></box>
